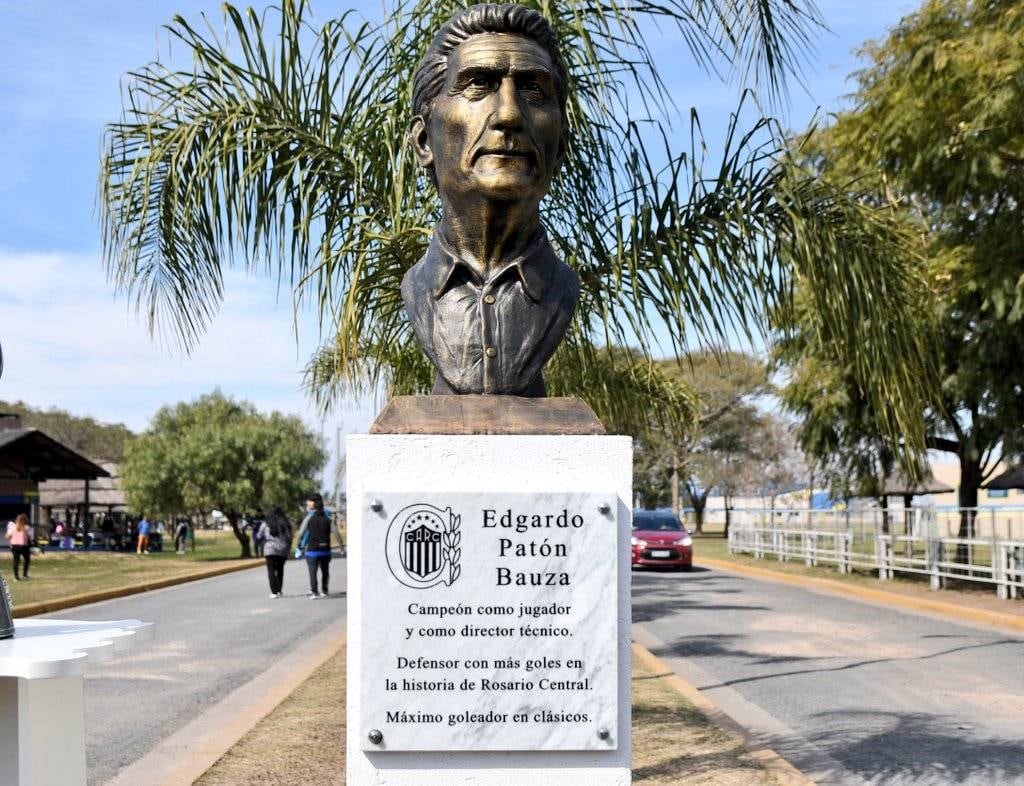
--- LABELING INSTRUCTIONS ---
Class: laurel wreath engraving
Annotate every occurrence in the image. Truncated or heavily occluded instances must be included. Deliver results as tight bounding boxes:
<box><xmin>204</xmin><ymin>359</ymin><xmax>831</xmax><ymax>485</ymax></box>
<box><xmin>443</xmin><ymin>512</ymin><xmax>462</xmax><ymax>585</ymax></box>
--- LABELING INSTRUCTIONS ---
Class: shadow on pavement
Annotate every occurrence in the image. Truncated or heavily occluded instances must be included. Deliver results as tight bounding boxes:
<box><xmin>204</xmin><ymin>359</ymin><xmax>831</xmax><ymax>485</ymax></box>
<box><xmin>711</xmin><ymin>637</ymin><xmax>1021</xmax><ymax>689</ymax></box>
<box><xmin>810</xmin><ymin>709</ymin><xmax>1024</xmax><ymax>785</ymax></box>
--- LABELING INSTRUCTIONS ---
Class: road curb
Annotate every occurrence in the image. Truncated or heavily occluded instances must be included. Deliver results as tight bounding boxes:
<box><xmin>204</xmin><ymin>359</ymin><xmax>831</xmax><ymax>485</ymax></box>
<box><xmin>696</xmin><ymin>554</ymin><xmax>1024</xmax><ymax>633</ymax></box>
<box><xmin>13</xmin><ymin>559</ymin><xmax>262</xmax><ymax>618</ymax></box>
<box><xmin>631</xmin><ymin>640</ymin><xmax>815</xmax><ymax>786</ymax></box>
<box><xmin>108</xmin><ymin>617</ymin><xmax>347</xmax><ymax>786</ymax></box>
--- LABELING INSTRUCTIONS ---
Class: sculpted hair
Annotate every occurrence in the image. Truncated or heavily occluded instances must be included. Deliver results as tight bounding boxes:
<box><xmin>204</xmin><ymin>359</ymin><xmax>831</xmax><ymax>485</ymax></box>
<box><xmin>412</xmin><ymin>3</ymin><xmax>568</xmax><ymax>125</ymax></box>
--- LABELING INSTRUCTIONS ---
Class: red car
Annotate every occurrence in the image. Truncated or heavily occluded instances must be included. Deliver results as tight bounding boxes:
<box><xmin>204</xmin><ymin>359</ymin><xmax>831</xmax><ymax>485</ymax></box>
<box><xmin>631</xmin><ymin>509</ymin><xmax>693</xmax><ymax>570</ymax></box>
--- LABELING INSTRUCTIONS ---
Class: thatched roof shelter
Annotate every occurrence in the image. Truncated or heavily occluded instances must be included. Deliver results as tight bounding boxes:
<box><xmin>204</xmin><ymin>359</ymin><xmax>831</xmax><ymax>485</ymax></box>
<box><xmin>877</xmin><ymin>473</ymin><xmax>954</xmax><ymax>496</ymax></box>
<box><xmin>0</xmin><ymin>428</ymin><xmax>109</xmax><ymax>481</ymax></box>
<box><xmin>847</xmin><ymin>472</ymin><xmax>954</xmax><ymax>500</ymax></box>
<box><xmin>39</xmin><ymin>462</ymin><xmax>125</xmax><ymax>511</ymax></box>
<box><xmin>985</xmin><ymin>466</ymin><xmax>1024</xmax><ymax>491</ymax></box>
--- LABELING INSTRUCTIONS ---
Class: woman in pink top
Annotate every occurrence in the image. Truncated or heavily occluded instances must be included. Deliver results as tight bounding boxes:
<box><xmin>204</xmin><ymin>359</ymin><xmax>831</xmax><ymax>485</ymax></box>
<box><xmin>6</xmin><ymin>513</ymin><xmax>31</xmax><ymax>581</ymax></box>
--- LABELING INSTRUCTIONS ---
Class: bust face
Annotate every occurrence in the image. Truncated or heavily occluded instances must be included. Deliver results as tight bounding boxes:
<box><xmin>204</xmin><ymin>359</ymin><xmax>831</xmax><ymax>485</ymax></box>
<box><xmin>423</xmin><ymin>33</ymin><xmax>564</xmax><ymax>206</ymax></box>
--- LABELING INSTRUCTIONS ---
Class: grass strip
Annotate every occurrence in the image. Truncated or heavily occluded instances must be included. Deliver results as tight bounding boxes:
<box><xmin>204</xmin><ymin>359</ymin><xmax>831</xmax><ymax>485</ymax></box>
<box><xmin>2</xmin><ymin>530</ymin><xmax>251</xmax><ymax>608</ymax></box>
<box><xmin>694</xmin><ymin>535</ymin><xmax>1024</xmax><ymax>619</ymax></box>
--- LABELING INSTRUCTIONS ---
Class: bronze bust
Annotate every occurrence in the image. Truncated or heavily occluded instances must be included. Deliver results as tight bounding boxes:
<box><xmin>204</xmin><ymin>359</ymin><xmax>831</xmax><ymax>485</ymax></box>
<box><xmin>402</xmin><ymin>4</ymin><xmax>579</xmax><ymax>397</ymax></box>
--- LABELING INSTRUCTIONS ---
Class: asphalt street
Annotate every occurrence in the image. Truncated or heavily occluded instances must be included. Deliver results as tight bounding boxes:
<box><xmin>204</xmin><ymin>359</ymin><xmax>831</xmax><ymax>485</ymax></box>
<box><xmin>633</xmin><ymin>564</ymin><xmax>1024</xmax><ymax>786</ymax></box>
<box><xmin>41</xmin><ymin>557</ymin><xmax>347</xmax><ymax>785</ymax></box>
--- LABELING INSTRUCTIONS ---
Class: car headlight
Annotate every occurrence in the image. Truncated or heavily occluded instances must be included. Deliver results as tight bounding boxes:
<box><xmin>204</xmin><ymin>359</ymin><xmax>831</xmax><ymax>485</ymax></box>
<box><xmin>678</xmin><ymin>536</ymin><xmax>693</xmax><ymax>546</ymax></box>
<box><xmin>631</xmin><ymin>537</ymin><xmax>647</xmax><ymax>547</ymax></box>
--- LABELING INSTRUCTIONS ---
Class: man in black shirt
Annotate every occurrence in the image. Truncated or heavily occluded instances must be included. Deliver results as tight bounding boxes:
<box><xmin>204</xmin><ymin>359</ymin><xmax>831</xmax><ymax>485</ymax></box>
<box><xmin>296</xmin><ymin>493</ymin><xmax>334</xmax><ymax>599</ymax></box>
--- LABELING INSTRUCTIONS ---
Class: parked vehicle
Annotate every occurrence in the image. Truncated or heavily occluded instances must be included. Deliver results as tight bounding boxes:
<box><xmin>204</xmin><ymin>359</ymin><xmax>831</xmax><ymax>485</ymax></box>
<box><xmin>631</xmin><ymin>509</ymin><xmax>693</xmax><ymax>570</ymax></box>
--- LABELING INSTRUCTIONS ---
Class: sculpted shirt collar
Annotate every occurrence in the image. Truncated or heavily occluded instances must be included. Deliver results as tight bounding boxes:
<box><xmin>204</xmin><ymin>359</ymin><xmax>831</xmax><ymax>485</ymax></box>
<box><xmin>425</xmin><ymin>227</ymin><xmax>554</xmax><ymax>302</ymax></box>
<box><xmin>401</xmin><ymin>221</ymin><xmax>580</xmax><ymax>396</ymax></box>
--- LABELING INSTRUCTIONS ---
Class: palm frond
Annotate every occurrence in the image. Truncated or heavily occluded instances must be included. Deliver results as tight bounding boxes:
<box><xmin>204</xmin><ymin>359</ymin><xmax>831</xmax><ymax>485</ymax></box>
<box><xmin>101</xmin><ymin>0</ymin><xmax>933</xmax><ymax>454</ymax></box>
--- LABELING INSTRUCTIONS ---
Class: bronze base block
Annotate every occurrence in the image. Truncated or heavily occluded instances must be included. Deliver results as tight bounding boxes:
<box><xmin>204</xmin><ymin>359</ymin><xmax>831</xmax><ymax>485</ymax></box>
<box><xmin>369</xmin><ymin>395</ymin><xmax>606</xmax><ymax>436</ymax></box>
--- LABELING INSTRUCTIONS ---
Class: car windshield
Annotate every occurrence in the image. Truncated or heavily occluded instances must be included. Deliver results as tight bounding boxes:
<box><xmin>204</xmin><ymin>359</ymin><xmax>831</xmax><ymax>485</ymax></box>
<box><xmin>632</xmin><ymin>513</ymin><xmax>683</xmax><ymax>532</ymax></box>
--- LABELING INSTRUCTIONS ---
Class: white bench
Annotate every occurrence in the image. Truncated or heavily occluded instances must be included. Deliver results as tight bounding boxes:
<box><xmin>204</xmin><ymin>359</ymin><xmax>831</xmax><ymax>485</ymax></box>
<box><xmin>0</xmin><ymin>618</ymin><xmax>153</xmax><ymax>785</ymax></box>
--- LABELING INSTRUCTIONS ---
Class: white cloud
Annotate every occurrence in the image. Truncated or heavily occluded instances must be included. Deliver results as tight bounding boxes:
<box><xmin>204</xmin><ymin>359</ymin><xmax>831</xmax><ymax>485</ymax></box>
<box><xmin>0</xmin><ymin>249</ymin><xmax>378</xmax><ymax>456</ymax></box>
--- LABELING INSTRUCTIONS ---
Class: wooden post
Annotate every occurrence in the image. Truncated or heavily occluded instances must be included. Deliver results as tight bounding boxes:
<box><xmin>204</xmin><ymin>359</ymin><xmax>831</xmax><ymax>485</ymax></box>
<box><xmin>83</xmin><ymin>480</ymin><xmax>92</xmax><ymax>548</ymax></box>
<box><xmin>928</xmin><ymin>538</ymin><xmax>940</xmax><ymax>591</ymax></box>
<box><xmin>996</xmin><ymin>543</ymin><xmax>1008</xmax><ymax>600</ymax></box>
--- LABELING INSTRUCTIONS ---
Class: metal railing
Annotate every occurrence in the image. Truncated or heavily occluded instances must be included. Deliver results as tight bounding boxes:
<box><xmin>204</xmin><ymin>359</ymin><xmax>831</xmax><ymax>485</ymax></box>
<box><xmin>725</xmin><ymin>508</ymin><xmax>1024</xmax><ymax>599</ymax></box>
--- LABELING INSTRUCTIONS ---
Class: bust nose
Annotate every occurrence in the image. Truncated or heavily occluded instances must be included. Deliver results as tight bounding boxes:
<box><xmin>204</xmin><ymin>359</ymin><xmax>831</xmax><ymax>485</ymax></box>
<box><xmin>492</xmin><ymin>77</ymin><xmax>524</xmax><ymax>132</ymax></box>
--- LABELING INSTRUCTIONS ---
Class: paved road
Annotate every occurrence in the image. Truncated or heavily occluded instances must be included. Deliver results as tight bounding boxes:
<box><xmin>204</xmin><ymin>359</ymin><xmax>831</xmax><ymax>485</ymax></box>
<box><xmin>633</xmin><ymin>565</ymin><xmax>1024</xmax><ymax>786</ymax></box>
<box><xmin>42</xmin><ymin>558</ymin><xmax>347</xmax><ymax>785</ymax></box>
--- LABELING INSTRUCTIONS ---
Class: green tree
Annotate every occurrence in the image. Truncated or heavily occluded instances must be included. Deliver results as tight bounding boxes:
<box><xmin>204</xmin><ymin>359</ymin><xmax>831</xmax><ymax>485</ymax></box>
<box><xmin>100</xmin><ymin>0</ymin><xmax>935</xmax><ymax>445</ymax></box>
<box><xmin>684</xmin><ymin>403</ymin><xmax>788</xmax><ymax>539</ymax></box>
<box><xmin>0</xmin><ymin>399</ymin><xmax>133</xmax><ymax>461</ymax></box>
<box><xmin>633</xmin><ymin>350</ymin><xmax>770</xmax><ymax>531</ymax></box>
<box><xmin>777</xmin><ymin>0</ymin><xmax>1024</xmax><ymax>538</ymax></box>
<box><xmin>121</xmin><ymin>391</ymin><xmax>325</xmax><ymax>556</ymax></box>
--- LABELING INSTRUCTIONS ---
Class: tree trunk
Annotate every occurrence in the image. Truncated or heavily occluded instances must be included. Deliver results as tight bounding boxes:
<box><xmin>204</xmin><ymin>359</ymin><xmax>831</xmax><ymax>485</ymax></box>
<box><xmin>956</xmin><ymin>456</ymin><xmax>982</xmax><ymax>565</ymax></box>
<box><xmin>723</xmin><ymin>496</ymin><xmax>732</xmax><ymax>540</ymax></box>
<box><xmin>226</xmin><ymin>510</ymin><xmax>252</xmax><ymax>558</ymax></box>
<box><xmin>690</xmin><ymin>489</ymin><xmax>707</xmax><ymax>534</ymax></box>
<box><xmin>671</xmin><ymin>450</ymin><xmax>680</xmax><ymax>519</ymax></box>
<box><xmin>957</xmin><ymin>460</ymin><xmax>981</xmax><ymax>539</ymax></box>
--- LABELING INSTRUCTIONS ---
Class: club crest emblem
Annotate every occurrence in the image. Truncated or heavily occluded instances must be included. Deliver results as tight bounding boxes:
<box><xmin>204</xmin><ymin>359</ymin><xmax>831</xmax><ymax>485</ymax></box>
<box><xmin>385</xmin><ymin>504</ymin><xmax>461</xmax><ymax>589</ymax></box>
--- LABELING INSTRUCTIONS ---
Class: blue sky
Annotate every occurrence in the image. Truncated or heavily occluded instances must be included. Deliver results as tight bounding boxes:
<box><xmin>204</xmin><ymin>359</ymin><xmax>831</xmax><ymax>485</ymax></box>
<box><xmin>0</xmin><ymin>0</ymin><xmax>920</xmax><ymax>473</ymax></box>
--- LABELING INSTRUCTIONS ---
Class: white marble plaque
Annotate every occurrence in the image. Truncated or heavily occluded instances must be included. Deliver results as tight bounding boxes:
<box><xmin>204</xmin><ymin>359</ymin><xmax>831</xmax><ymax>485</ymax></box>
<box><xmin>360</xmin><ymin>491</ymin><xmax>618</xmax><ymax>752</ymax></box>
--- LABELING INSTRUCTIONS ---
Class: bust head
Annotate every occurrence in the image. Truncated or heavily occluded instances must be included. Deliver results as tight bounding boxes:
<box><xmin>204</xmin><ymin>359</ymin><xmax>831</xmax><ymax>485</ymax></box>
<box><xmin>410</xmin><ymin>4</ymin><xmax>568</xmax><ymax>210</ymax></box>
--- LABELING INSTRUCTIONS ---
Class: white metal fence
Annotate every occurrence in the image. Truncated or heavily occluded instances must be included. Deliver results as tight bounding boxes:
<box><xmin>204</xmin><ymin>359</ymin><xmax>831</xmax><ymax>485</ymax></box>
<box><xmin>723</xmin><ymin>507</ymin><xmax>1024</xmax><ymax>599</ymax></box>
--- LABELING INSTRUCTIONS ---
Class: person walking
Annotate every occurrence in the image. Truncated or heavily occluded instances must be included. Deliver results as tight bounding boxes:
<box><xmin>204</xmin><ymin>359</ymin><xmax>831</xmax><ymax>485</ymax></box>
<box><xmin>136</xmin><ymin>514</ymin><xmax>152</xmax><ymax>554</ymax></box>
<box><xmin>296</xmin><ymin>493</ymin><xmax>334</xmax><ymax>599</ymax></box>
<box><xmin>6</xmin><ymin>514</ymin><xmax>31</xmax><ymax>581</ymax></box>
<box><xmin>258</xmin><ymin>506</ymin><xmax>292</xmax><ymax>598</ymax></box>
<box><xmin>251</xmin><ymin>509</ymin><xmax>266</xmax><ymax>557</ymax></box>
<box><xmin>173</xmin><ymin>519</ymin><xmax>189</xmax><ymax>554</ymax></box>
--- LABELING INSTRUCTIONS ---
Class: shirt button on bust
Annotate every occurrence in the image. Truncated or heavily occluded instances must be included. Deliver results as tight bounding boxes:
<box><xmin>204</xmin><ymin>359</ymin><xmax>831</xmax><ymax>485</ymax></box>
<box><xmin>485</xmin><ymin>347</ymin><xmax>497</xmax><ymax>358</ymax></box>
<box><xmin>483</xmin><ymin>294</ymin><xmax>496</xmax><ymax>305</ymax></box>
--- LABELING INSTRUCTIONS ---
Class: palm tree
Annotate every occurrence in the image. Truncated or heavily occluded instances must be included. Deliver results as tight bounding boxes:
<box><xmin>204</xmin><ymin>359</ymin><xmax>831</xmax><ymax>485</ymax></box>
<box><xmin>100</xmin><ymin>0</ymin><xmax>934</xmax><ymax>444</ymax></box>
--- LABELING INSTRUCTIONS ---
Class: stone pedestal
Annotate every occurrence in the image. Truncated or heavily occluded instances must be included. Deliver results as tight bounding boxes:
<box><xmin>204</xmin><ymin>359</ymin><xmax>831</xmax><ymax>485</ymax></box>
<box><xmin>346</xmin><ymin>432</ymin><xmax>632</xmax><ymax>785</ymax></box>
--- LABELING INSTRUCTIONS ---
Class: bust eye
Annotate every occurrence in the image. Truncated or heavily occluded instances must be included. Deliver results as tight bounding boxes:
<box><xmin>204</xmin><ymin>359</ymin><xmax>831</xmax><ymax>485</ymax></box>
<box><xmin>468</xmin><ymin>76</ymin><xmax>495</xmax><ymax>90</ymax></box>
<box><xmin>521</xmin><ymin>80</ymin><xmax>548</xmax><ymax>98</ymax></box>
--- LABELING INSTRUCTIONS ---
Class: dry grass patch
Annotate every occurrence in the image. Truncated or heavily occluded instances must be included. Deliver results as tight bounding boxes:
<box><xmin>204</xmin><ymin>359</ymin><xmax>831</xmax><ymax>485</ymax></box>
<box><xmin>197</xmin><ymin>646</ymin><xmax>346</xmax><ymax>785</ymax></box>
<box><xmin>198</xmin><ymin>644</ymin><xmax>779</xmax><ymax>785</ymax></box>
<box><xmin>632</xmin><ymin>650</ymin><xmax>777</xmax><ymax>785</ymax></box>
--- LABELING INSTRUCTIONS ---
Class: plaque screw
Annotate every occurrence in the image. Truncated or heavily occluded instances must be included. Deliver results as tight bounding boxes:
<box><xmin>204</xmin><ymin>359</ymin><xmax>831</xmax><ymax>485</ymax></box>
<box><xmin>368</xmin><ymin>729</ymin><xmax>383</xmax><ymax>745</ymax></box>
<box><xmin>370</xmin><ymin>499</ymin><xmax>383</xmax><ymax>513</ymax></box>
<box><xmin>598</xmin><ymin>728</ymin><xmax>610</xmax><ymax>740</ymax></box>
<box><xmin>598</xmin><ymin>502</ymin><xmax>611</xmax><ymax>515</ymax></box>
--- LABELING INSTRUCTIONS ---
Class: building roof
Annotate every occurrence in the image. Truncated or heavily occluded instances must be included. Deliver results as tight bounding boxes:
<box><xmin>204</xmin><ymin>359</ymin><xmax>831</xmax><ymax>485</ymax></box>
<box><xmin>0</xmin><ymin>429</ymin><xmax>110</xmax><ymax>482</ymax></box>
<box><xmin>38</xmin><ymin>462</ymin><xmax>125</xmax><ymax>509</ymax></box>
<box><xmin>847</xmin><ymin>472</ymin><xmax>954</xmax><ymax>497</ymax></box>
<box><xmin>985</xmin><ymin>466</ymin><xmax>1024</xmax><ymax>491</ymax></box>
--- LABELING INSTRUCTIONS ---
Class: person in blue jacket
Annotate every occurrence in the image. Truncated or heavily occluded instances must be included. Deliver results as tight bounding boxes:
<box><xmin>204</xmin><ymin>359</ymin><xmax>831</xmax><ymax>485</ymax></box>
<box><xmin>295</xmin><ymin>493</ymin><xmax>335</xmax><ymax>599</ymax></box>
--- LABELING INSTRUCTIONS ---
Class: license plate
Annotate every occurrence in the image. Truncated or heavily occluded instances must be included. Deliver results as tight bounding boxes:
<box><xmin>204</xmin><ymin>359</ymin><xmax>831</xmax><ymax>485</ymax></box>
<box><xmin>651</xmin><ymin>550</ymin><xmax>671</xmax><ymax>558</ymax></box>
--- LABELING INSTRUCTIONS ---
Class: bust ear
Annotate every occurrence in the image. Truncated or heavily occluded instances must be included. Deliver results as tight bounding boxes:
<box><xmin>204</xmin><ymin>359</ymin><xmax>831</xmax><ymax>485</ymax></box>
<box><xmin>552</xmin><ymin>119</ymin><xmax>569</xmax><ymax>175</ymax></box>
<box><xmin>409</xmin><ymin>115</ymin><xmax>433</xmax><ymax>168</ymax></box>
